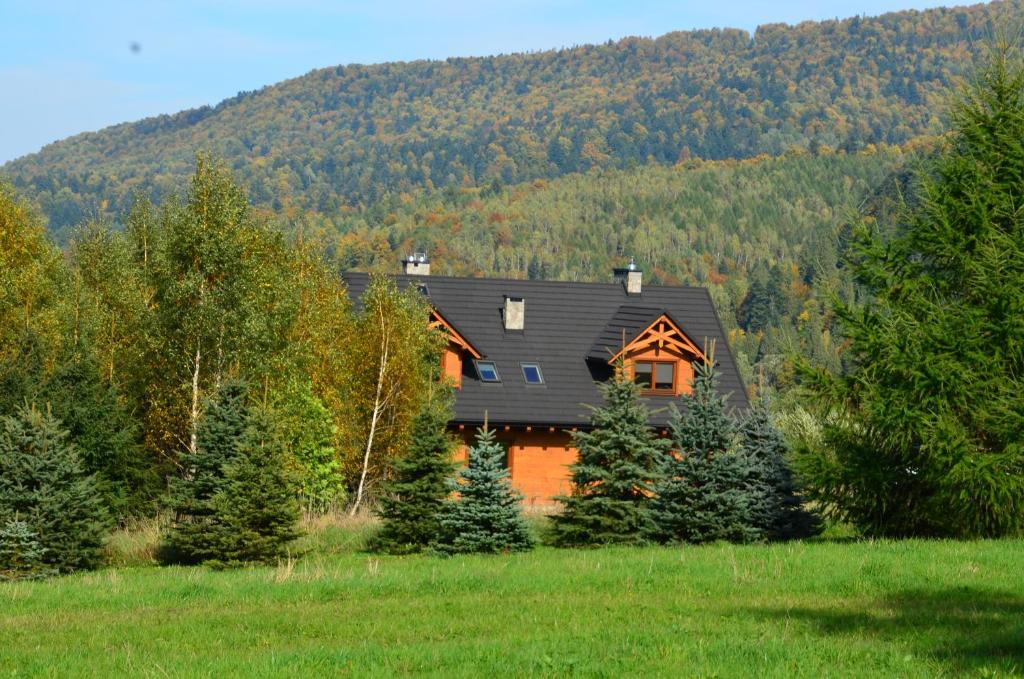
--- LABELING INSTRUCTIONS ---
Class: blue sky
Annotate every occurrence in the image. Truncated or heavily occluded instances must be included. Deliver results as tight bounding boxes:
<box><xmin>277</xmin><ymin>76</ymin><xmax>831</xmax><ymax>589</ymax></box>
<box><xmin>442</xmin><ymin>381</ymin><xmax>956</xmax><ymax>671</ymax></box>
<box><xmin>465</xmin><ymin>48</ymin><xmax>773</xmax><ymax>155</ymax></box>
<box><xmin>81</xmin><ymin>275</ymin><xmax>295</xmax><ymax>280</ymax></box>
<box><xmin>1</xmin><ymin>0</ymin><xmax>955</xmax><ymax>163</ymax></box>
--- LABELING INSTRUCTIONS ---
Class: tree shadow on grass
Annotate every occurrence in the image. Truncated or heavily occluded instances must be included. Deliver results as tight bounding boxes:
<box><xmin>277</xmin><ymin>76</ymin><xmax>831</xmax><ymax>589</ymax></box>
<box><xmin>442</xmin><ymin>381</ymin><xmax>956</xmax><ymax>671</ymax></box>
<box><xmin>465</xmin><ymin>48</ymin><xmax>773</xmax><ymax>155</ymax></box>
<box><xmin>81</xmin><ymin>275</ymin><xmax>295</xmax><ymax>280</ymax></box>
<box><xmin>743</xmin><ymin>587</ymin><xmax>1024</xmax><ymax>675</ymax></box>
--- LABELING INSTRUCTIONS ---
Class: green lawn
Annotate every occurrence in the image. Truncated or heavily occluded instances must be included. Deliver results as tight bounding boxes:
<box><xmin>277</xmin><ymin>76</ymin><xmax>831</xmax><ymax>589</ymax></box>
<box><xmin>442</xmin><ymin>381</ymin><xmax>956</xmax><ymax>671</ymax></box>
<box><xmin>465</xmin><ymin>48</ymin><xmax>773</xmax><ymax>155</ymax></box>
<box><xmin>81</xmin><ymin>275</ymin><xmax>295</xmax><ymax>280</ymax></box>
<box><xmin>2</xmin><ymin>528</ymin><xmax>1022</xmax><ymax>677</ymax></box>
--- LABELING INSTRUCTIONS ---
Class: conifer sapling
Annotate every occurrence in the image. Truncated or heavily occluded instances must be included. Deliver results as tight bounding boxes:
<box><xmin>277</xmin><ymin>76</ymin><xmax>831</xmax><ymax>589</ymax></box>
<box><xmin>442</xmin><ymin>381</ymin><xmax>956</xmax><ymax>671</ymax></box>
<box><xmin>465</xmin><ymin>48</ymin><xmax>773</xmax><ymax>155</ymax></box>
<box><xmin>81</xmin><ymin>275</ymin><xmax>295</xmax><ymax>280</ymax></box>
<box><xmin>434</xmin><ymin>426</ymin><xmax>534</xmax><ymax>555</ymax></box>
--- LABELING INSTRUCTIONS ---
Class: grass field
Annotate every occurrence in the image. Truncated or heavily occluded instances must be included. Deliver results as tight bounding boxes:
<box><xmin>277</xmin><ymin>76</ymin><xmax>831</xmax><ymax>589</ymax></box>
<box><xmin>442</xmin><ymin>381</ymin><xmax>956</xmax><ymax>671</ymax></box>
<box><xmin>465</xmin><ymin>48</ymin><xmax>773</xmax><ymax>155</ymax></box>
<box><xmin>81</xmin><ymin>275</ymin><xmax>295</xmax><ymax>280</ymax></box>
<box><xmin>1</xmin><ymin>521</ymin><xmax>1022</xmax><ymax>678</ymax></box>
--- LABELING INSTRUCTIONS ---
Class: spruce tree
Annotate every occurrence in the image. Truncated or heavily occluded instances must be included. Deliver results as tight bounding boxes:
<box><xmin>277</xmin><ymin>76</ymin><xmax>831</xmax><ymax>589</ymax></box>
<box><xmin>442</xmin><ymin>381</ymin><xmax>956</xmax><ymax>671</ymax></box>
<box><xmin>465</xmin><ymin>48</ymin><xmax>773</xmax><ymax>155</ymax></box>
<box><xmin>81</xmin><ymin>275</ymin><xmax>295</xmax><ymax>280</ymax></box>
<box><xmin>799</xmin><ymin>47</ymin><xmax>1024</xmax><ymax>537</ymax></box>
<box><xmin>0</xmin><ymin>520</ymin><xmax>55</xmax><ymax>581</ymax></box>
<box><xmin>39</xmin><ymin>350</ymin><xmax>157</xmax><ymax>520</ymax></box>
<box><xmin>0</xmin><ymin>406</ymin><xmax>109</xmax><ymax>573</ymax></box>
<box><xmin>210</xmin><ymin>410</ymin><xmax>301</xmax><ymax>567</ymax></box>
<box><xmin>373</xmin><ymin>395</ymin><xmax>456</xmax><ymax>554</ymax></box>
<box><xmin>738</xmin><ymin>402</ymin><xmax>820</xmax><ymax>540</ymax></box>
<box><xmin>651</xmin><ymin>358</ymin><xmax>758</xmax><ymax>544</ymax></box>
<box><xmin>162</xmin><ymin>380</ymin><xmax>300</xmax><ymax>566</ymax></box>
<box><xmin>161</xmin><ymin>381</ymin><xmax>249</xmax><ymax>565</ymax></box>
<box><xmin>548</xmin><ymin>364</ymin><xmax>670</xmax><ymax>547</ymax></box>
<box><xmin>434</xmin><ymin>427</ymin><xmax>533</xmax><ymax>555</ymax></box>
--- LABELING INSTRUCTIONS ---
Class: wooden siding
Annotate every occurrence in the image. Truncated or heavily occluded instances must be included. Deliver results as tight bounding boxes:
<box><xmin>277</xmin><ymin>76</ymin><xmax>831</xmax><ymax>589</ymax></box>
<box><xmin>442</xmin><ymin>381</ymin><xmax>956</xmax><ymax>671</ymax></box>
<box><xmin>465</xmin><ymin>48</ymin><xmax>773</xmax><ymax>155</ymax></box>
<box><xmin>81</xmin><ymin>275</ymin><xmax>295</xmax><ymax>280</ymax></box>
<box><xmin>454</xmin><ymin>429</ymin><xmax>577</xmax><ymax>506</ymax></box>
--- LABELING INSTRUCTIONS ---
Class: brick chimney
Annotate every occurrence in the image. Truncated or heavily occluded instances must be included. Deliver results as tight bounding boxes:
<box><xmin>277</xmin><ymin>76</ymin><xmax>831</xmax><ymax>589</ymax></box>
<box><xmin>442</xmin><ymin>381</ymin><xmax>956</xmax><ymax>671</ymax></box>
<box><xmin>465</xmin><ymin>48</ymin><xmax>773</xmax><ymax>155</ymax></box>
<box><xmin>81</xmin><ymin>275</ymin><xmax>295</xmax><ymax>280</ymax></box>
<box><xmin>503</xmin><ymin>295</ymin><xmax>525</xmax><ymax>331</ymax></box>
<box><xmin>613</xmin><ymin>258</ymin><xmax>642</xmax><ymax>295</ymax></box>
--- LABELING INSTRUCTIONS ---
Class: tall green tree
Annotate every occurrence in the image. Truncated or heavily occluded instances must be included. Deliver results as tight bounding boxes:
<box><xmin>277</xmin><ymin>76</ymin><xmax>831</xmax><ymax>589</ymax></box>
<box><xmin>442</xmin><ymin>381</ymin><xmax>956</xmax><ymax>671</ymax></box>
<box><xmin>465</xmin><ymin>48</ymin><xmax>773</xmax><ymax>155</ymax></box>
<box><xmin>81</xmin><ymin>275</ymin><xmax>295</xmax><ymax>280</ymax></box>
<box><xmin>434</xmin><ymin>427</ymin><xmax>533</xmax><ymax>555</ymax></box>
<box><xmin>548</xmin><ymin>362</ymin><xmax>670</xmax><ymax>547</ymax></box>
<box><xmin>798</xmin><ymin>46</ymin><xmax>1024</xmax><ymax>537</ymax></box>
<box><xmin>140</xmin><ymin>156</ymin><xmax>299</xmax><ymax>472</ymax></box>
<box><xmin>0</xmin><ymin>406</ymin><xmax>110</xmax><ymax>573</ymax></box>
<box><xmin>650</xmin><ymin>357</ymin><xmax>758</xmax><ymax>544</ymax></box>
<box><xmin>0</xmin><ymin>181</ymin><xmax>66</xmax><ymax>414</ymax></box>
<box><xmin>372</xmin><ymin>389</ymin><xmax>456</xmax><ymax>554</ymax></box>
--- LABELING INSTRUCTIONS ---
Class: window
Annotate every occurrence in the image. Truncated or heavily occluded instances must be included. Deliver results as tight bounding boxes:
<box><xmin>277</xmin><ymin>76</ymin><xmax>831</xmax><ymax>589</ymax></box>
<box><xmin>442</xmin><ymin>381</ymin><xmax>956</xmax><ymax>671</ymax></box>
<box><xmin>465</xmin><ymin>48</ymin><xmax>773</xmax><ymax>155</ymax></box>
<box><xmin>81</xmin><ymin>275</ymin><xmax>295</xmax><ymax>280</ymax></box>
<box><xmin>474</xmin><ymin>360</ymin><xmax>501</xmax><ymax>383</ymax></box>
<box><xmin>634</xmin><ymin>361</ymin><xmax>675</xmax><ymax>393</ymax></box>
<box><xmin>521</xmin><ymin>363</ymin><xmax>544</xmax><ymax>384</ymax></box>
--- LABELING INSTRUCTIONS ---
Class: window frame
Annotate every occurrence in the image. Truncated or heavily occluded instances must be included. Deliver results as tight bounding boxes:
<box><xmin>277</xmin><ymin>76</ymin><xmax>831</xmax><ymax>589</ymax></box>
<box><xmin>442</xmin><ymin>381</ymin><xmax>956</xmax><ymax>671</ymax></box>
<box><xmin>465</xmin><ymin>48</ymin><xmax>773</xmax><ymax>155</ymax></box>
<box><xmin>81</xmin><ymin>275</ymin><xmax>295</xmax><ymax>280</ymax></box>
<box><xmin>473</xmin><ymin>359</ymin><xmax>502</xmax><ymax>383</ymax></box>
<box><xmin>632</xmin><ymin>359</ymin><xmax>677</xmax><ymax>395</ymax></box>
<box><xmin>520</xmin><ymin>362</ymin><xmax>545</xmax><ymax>385</ymax></box>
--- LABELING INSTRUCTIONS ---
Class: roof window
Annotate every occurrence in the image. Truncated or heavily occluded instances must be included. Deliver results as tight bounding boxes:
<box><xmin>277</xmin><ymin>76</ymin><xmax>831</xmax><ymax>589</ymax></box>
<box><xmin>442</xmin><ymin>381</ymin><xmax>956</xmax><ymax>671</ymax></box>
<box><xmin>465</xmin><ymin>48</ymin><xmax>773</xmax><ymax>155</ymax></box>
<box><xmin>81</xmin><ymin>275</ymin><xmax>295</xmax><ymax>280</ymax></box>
<box><xmin>474</xmin><ymin>360</ymin><xmax>501</xmax><ymax>383</ymax></box>
<box><xmin>521</xmin><ymin>363</ymin><xmax>544</xmax><ymax>385</ymax></box>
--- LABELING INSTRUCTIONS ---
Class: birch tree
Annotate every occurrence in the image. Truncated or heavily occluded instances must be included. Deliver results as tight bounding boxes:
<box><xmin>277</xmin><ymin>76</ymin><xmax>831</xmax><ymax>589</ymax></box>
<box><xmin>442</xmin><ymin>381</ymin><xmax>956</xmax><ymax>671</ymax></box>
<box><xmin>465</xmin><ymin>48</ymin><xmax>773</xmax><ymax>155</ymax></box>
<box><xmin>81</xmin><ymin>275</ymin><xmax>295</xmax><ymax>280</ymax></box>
<box><xmin>344</xmin><ymin>275</ymin><xmax>441</xmax><ymax>515</ymax></box>
<box><xmin>140</xmin><ymin>156</ymin><xmax>298</xmax><ymax>471</ymax></box>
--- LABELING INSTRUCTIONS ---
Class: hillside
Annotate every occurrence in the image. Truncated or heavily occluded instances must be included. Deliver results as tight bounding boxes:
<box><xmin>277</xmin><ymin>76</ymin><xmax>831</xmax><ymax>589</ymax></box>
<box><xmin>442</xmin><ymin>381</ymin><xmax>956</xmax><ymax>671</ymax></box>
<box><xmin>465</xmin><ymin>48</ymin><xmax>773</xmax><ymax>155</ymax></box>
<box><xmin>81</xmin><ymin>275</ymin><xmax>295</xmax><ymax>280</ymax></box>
<box><xmin>1</xmin><ymin>1</ymin><xmax>1013</xmax><ymax>237</ymax></box>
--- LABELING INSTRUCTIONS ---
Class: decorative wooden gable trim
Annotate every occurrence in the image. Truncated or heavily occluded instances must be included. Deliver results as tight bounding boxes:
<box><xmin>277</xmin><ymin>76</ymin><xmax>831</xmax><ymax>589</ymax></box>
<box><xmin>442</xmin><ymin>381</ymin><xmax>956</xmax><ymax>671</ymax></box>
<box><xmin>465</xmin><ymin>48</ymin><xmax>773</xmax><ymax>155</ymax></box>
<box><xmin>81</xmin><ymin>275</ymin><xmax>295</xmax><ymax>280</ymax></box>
<box><xmin>429</xmin><ymin>309</ymin><xmax>482</xmax><ymax>359</ymax></box>
<box><xmin>607</xmin><ymin>313</ymin><xmax>705</xmax><ymax>364</ymax></box>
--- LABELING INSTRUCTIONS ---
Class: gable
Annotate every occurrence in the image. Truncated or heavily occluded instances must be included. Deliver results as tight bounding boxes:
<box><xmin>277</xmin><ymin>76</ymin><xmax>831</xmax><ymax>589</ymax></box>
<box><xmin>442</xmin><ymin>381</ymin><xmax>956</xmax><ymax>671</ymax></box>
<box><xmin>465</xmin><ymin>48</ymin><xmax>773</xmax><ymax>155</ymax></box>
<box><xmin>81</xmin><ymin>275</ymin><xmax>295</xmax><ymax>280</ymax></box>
<box><xmin>429</xmin><ymin>308</ymin><xmax>482</xmax><ymax>359</ymax></box>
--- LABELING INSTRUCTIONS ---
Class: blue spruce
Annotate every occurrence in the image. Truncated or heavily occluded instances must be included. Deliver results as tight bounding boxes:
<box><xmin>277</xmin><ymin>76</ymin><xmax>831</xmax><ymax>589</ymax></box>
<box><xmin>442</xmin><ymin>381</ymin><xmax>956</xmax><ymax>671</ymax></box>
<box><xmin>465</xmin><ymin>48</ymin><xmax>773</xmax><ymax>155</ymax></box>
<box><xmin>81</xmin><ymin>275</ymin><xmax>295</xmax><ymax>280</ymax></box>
<box><xmin>434</xmin><ymin>427</ymin><xmax>534</xmax><ymax>555</ymax></box>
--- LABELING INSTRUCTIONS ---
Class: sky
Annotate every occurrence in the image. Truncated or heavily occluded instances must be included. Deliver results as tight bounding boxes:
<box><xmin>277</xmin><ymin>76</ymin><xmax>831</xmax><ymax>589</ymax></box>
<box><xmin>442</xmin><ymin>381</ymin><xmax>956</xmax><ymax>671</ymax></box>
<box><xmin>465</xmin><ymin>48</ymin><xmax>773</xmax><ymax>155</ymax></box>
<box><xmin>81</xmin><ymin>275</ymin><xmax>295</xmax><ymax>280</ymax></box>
<box><xmin>0</xmin><ymin>0</ymin><xmax>957</xmax><ymax>164</ymax></box>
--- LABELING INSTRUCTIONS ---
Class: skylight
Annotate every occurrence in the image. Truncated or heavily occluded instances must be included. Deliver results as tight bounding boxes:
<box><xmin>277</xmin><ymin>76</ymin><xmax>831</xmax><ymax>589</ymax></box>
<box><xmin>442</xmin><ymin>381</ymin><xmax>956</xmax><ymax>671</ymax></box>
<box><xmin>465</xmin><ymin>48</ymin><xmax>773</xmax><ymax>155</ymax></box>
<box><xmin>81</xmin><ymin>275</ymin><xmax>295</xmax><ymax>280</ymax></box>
<box><xmin>474</xmin><ymin>360</ymin><xmax>501</xmax><ymax>383</ymax></box>
<box><xmin>521</xmin><ymin>363</ymin><xmax>544</xmax><ymax>385</ymax></box>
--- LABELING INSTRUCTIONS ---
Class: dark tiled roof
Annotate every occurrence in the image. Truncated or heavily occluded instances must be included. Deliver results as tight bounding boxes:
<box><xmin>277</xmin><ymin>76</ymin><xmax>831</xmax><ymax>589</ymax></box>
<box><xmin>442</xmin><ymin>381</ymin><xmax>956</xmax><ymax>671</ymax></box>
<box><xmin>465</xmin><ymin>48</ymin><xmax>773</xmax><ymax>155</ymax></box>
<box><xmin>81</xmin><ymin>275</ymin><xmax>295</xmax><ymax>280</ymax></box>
<box><xmin>343</xmin><ymin>273</ymin><xmax>749</xmax><ymax>427</ymax></box>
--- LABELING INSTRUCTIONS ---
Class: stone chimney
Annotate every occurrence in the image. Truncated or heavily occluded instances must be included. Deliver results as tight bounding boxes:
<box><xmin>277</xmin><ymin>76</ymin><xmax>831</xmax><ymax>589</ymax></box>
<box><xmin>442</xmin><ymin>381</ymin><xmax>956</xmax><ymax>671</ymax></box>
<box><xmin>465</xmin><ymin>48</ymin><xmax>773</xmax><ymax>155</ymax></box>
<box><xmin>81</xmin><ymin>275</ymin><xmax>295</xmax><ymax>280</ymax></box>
<box><xmin>613</xmin><ymin>258</ymin><xmax>642</xmax><ymax>295</ymax></box>
<box><xmin>403</xmin><ymin>252</ymin><xmax>430</xmax><ymax>276</ymax></box>
<box><xmin>503</xmin><ymin>296</ymin><xmax>525</xmax><ymax>331</ymax></box>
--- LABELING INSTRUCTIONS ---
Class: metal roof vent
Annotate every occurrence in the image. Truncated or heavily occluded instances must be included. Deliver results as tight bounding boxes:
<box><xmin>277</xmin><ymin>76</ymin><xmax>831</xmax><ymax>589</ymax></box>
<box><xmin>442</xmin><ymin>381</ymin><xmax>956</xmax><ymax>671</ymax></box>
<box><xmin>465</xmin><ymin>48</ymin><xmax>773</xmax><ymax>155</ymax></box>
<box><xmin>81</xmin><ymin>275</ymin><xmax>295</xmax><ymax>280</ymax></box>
<box><xmin>403</xmin><ymin>252</ymin><xmax>430</xmax><ymax>276</ymax></box>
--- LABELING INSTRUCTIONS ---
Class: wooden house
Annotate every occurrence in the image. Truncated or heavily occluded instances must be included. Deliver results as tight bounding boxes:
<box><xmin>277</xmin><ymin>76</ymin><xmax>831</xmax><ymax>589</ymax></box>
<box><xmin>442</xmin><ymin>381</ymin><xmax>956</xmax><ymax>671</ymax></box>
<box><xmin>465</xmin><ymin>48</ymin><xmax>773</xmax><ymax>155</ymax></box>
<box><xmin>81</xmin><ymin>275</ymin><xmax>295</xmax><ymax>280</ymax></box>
<box><xmin>344</xmin><ymin>258</ymin><xmax>748</xmax><ymax>506</ymax></box>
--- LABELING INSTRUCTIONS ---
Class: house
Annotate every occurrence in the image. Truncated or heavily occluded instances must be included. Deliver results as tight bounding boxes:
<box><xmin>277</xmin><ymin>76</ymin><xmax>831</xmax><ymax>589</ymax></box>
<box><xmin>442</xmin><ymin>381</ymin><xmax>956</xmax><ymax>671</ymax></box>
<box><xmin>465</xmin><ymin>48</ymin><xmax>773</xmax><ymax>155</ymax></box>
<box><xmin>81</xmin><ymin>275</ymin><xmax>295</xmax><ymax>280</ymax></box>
<box><xmin>343</xmin><ymin>257</ymin><xmax>748</xmax><ymax>506</ymax></box>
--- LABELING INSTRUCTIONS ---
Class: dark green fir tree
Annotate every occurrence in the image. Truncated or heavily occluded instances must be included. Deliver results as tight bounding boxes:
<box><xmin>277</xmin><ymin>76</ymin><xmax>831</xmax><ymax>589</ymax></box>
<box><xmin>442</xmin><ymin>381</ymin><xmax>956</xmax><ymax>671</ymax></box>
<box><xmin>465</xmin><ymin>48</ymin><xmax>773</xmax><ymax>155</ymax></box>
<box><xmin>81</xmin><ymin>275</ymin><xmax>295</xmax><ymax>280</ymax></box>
<box><xmin>161</xmin><ymin>380</ymin><xmax>300</xmax><ymax>566</ymax></box>
<box><xmin>738</xmin><ymin>402</ymin><xmax>820</xmax><ymax>540</ymax></box>
<box><xmin>651</xmin><ymin>356</ymin><xmax>758</xmax><ymax>544</ymax></box>
<box><xmin>210</xmin><ymin>409</ymin><xmax>301</xmax><ymax>567</ymax></box>
<box><xmin>798</xmin><ymin>46</ymin><xmax>1024</xmax><ymax>537</ymax></box>
<box><xmin>548</xmin><ymin>363</ymin><xmax>670</xmax><ymax>547</ymax></box>
<box><xmin>434</xmin><ymin>426</ymin><xmax>534</xmax><ymax>555</ymax></box>
<box><xmin>39</xmin><ymin>349</ymin><xmax>158</xmax><ymax>520</ymax></box>
<box><xmin>0</xmin><ymin>406</ymin><xmax>109</xmax><ymax>573</ymax></box>
<box><xmin>161</xmin><ymin>381</ymin><xmax>249</xmax><ymax>565</ymax></box>
<box><xmin>372</xmin><ymin>393</ymin><xmax>456</xmax><ymax>554</ymax></box>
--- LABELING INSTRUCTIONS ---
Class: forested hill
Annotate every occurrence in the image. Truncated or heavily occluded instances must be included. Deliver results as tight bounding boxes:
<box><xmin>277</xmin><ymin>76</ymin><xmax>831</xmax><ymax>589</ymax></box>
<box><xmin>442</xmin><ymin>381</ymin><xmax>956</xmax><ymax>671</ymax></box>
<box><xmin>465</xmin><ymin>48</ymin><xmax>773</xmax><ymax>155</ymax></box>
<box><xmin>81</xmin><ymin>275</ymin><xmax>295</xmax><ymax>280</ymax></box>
<box><xmin>2</xmin><ymin>0</ymin><xmax>1014</xmax><ymax>238</ymax></box>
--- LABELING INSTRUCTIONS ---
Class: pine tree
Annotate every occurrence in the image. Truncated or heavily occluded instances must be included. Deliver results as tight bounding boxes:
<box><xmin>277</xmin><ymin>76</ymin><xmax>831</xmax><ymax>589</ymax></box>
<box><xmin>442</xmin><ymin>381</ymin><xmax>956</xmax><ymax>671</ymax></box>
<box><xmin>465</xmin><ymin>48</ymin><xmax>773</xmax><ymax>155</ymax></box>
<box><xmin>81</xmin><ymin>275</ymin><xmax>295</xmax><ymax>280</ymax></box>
<box><xmin>738</xmin><ymin>402</ymin><xmax>820</xmax><ymax>540</ymax></box>
<box><xmin>651</xmin><ymin>358</ymin><xmax>758</xmax><ymax>544</ymax></box>
<box><xmin>210</xmin><ymin>409</ymin><xmax>301</xmax><ymax>567</ymax></box>
<box><xmin>373</xmin><ymin>395</ymin><xmax>456</xmax><ymax>554</ymax></box>
<box><xmin>434</xmin><ymin>427</ymin><xmax>533</xmax><ymax>555</ymax></box>
<box><xmin>798</xmin><ymin>46</ymin><xmax>1024</xmax><ymax>537</ymax></box>
<box><xmin>0</xmin><ymin>406</ymin><xmax>109</xmax><ymax>573</ymax></box>
<box><xmin>548</xmin><ymin>364</ymin><xmax>670</xmax><ymax>547</ymax></box>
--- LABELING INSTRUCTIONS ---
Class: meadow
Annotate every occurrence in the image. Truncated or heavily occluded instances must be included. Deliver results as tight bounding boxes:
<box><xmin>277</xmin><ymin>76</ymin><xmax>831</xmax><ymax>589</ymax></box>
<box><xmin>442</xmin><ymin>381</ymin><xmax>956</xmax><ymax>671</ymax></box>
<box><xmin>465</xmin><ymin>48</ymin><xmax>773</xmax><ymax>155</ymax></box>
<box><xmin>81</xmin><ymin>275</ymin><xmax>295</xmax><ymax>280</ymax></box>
<box><xmin>1</xmin><ymin>519</ymin><xmax>1021</xmax><ymax>678</ymax></box>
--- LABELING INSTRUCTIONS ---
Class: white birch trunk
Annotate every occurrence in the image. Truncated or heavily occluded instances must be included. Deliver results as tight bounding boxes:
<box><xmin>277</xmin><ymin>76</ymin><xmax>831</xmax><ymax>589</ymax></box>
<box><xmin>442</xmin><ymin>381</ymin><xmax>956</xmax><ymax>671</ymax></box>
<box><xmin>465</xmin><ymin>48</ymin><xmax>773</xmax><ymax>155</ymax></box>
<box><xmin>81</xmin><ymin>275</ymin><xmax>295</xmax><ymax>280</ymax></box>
<box><xmin>350</xmin><ymin>306</ymin><xmax>391</xmax><ymax>516</ymax></box>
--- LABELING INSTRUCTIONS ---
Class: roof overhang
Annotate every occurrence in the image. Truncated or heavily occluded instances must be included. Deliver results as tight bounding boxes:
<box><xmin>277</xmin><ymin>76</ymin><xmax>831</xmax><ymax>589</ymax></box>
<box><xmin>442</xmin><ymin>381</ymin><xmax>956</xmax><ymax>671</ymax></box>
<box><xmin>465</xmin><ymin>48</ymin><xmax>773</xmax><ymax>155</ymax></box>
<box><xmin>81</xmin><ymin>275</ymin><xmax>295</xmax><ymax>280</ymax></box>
<box><xmin>429</xmin><ymin>308</ymin><xmax>483</xmax><ymax>359</ymax></box>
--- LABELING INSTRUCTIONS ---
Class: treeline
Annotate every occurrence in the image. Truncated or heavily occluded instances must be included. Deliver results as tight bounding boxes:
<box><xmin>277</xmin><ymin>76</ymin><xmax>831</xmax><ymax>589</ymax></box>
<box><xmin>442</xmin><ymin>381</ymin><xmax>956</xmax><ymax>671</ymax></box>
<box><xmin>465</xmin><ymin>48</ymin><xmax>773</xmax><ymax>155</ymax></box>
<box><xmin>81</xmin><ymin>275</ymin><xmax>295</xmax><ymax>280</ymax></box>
<box><xmin>0</xmin><ymin>158</ymin><xmax>443</xmax><ymax>574</ymax></box>
<box><xmin>318</xmin><ymin>146</ymin><xmax>911</xmax><ymax>395</ymax></box>
<box><xmin>3</xmin><ymin>0</ymin><xmax>1016</xmax><ymax>236</ymax></box>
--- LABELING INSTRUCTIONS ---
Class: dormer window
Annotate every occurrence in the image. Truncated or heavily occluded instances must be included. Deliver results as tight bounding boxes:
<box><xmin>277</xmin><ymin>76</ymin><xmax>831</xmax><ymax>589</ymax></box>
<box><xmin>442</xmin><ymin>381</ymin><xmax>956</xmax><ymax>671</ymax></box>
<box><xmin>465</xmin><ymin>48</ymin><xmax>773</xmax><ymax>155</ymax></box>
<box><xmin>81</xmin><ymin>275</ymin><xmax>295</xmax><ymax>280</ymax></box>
<box><xmin>521</xmin><ymin>363</ymin><xmax>544</xmax><ymax>384</ymax></box>
<box><xmin>634</xmin><ymin>360</ymin><xmax>675</xmax><ymax>394</ymax></box>
<box><xmin>475</xmin><ymin>360</ymin><xmax>501</xmax><ymax>383</ymax></box>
